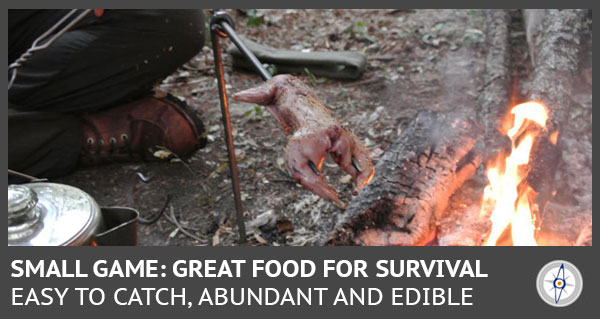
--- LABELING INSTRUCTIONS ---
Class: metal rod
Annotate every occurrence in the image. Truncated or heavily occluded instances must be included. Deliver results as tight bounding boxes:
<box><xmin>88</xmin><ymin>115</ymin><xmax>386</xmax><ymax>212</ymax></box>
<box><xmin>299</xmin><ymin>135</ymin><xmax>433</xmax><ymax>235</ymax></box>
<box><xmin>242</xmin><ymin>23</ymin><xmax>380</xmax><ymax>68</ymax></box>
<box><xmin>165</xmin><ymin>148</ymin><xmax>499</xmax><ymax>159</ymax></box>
<box><xmin>210</xmin><ymin>24</ymin><xmax>247</xmax><ymax>243</ymax></box>
<box><xmin>8</xmin><ymin>9</ymin><xmax>92</xmax><ymax>90</ymax></box>
<box><xmin>32</xmin><ymin>9</ymin><xmax>92</xmax><ymax>51</ymax></box>
<box><xmin>217</xmin><ymin>21</ymin><xmax>272</xmax><ymax>81</ymax></box>
<box><xmin>8</xmin><ymin>169</ymin><xmax>47</xmax><ymax>182</ymax></box>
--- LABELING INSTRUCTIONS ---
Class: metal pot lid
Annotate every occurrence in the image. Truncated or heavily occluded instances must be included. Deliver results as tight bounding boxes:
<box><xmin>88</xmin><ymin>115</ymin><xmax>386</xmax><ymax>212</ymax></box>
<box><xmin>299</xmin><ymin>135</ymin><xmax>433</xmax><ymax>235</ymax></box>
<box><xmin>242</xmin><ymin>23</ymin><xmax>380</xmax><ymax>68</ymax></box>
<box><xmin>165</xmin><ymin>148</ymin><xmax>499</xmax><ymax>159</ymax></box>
<box><xmin>8</xmin><ymin>183</ymin><xmax>102</xmax><ymax>246</ymax></box>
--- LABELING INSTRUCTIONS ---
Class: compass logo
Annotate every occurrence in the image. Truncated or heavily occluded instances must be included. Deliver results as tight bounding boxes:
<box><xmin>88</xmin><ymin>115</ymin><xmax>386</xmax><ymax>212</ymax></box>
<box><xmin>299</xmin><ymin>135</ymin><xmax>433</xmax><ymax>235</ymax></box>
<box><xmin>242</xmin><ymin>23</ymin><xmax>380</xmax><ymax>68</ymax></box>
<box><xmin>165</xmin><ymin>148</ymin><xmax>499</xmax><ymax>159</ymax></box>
<box><xmin>536</xmin><ymin>260</ymin><xmax>583</xmax><ymax>307</ymax></box>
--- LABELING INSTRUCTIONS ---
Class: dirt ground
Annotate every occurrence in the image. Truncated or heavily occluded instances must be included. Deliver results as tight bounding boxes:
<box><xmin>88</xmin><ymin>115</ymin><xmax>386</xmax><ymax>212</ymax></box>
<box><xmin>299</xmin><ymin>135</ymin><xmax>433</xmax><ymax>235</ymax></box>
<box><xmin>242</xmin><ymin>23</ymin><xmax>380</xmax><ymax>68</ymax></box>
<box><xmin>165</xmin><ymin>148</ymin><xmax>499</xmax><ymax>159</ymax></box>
<box><xmin>55</xmin><ymin>9</ymin><xmax>592</xmax><ymax>246</ymax></box>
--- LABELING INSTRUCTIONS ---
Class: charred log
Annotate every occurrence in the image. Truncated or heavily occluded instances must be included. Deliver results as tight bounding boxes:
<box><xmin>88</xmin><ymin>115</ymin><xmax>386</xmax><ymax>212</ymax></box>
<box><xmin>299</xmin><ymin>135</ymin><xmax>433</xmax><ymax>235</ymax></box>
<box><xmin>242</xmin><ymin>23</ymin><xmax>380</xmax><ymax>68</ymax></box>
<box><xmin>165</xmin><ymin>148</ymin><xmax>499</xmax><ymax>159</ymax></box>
<box><xmin>524</xmin><ymin>9</ymin><xmax>588</xmax><ymax>214</ymax></box>
<box><xmin>437</xmin><ymin>203</ymin><xmax>490</xmax><ymax>246</ymax></box>
<box><xmin>326</xmin><ymin>111</ymin><xmax>482</xmax><ymax>246</ymax></box>
<box><xmin>536</xmin><ymin>202</ymin><xmax>592</xmax><ymax>246</ymax></box>
<box><xmin>574</xmin><ymin>224</ymin><xmax>592</xmax><ymax>247</ymax></box>
<box><xmin>526</xmin><ymin>9</ymin><xmax>587</xmax><ymax>134</ymax></box>
<box><xmin>479</xmin><ymin>9</ymin><xmax>512</xmax><ymax>153</ymax></box>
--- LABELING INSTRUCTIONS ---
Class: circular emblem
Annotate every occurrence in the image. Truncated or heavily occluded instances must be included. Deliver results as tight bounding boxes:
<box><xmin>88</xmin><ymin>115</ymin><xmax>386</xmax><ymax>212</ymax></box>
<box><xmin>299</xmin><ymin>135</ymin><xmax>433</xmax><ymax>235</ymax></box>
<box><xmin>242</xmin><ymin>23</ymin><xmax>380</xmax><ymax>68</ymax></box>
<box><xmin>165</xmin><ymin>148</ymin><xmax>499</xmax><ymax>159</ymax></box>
<box><xmin>536</xmin><ymin>260</ymin><xmax>583</xmax><ymax>307</ymax></box>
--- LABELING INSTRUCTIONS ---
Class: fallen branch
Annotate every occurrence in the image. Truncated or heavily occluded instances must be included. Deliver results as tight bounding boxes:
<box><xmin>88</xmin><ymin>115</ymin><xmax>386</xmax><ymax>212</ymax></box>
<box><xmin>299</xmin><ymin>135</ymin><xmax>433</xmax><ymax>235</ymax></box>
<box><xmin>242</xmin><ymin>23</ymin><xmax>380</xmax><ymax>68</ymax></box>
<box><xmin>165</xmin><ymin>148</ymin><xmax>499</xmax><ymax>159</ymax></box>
<box><xmin>344</xmin><ymin>76</ymin><xmax>384</xmax><ymax>88</ymax></box>
<box><xmin>166</xmin><ymin>205</ymin><xmax>208</xmax><ymax>244</ymax></box>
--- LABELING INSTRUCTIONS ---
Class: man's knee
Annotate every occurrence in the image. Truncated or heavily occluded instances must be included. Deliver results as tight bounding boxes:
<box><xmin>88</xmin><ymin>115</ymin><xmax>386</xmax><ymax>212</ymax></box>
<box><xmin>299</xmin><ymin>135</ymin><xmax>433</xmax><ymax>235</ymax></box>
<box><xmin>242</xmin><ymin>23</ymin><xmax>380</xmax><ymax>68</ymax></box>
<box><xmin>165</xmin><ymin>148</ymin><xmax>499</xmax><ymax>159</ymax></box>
<box><xmin>7</xmin><ymin>10</ymin><xmax>207</xmax><ymax>113</ymax></box>
<box><xmin>145</xmin><ymin>10</ymin><xmax>206</xmax><ymax>59</ymax></box>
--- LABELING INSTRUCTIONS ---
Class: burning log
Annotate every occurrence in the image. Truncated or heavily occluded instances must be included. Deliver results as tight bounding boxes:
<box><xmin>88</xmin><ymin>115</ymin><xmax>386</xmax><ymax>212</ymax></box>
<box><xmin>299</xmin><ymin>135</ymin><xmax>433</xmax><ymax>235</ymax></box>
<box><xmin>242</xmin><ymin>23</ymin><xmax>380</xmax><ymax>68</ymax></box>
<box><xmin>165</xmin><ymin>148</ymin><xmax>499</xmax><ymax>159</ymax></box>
<box><xmin>536</xmin><ymin>202</ymin><xmax>592</xmax><ymax>246</ymax></box>
<box><xmin>574</xmin><ymin>224</ymin><xmax>592</xmax><ymax>247</ymax></box>
<box><xmin>525</xmin><ymin>8</ymin><xmax>587</xmax><ymax>139</ymax></box>
<box><xmin>478</xmin><ymin>9</ymin><xmax>512</xmax><ymax>149</ymax></box>
<box><xmin>326</xmin><ymin>111</ymin><xmax>482</xmax><ymax>246</ymax></box>
<box><xmin>437</xmin><ymin>204</ymin><xmax>490</xmax><ymax>246</ymax></box>
<box><xmin>523</xmin><ymin>9</ymin><xmax>588</xmax><ymax>215</ymax></box>
<box><xmin>466</xmin><ymin>10</ymin><xmax>590</xmax><ymax>246</ymax></box>
<box><xmin>524</xmin><ymin>9</ymin><xmax>587</xmax><ymax>157</ymax></box>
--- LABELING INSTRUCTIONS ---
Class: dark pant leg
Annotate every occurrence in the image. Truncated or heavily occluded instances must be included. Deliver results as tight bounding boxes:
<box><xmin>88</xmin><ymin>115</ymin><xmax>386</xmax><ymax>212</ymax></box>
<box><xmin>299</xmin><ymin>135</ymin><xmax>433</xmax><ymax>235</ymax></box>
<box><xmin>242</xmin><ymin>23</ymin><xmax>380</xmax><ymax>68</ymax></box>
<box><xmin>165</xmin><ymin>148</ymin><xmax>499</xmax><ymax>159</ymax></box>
<box><xmin>9</xmin><ymin>9</ymin><xmax>205</xmax><ymax>113</ymax></box>
<box><xmin>8</xmin><ymin>108</ymin><xmax>82</xmax><ymax>182</ymax></box>
<box><xmin>8</xmin><ymin>10</ymin><xmax>205</xmax><ymax>179</ymax></box>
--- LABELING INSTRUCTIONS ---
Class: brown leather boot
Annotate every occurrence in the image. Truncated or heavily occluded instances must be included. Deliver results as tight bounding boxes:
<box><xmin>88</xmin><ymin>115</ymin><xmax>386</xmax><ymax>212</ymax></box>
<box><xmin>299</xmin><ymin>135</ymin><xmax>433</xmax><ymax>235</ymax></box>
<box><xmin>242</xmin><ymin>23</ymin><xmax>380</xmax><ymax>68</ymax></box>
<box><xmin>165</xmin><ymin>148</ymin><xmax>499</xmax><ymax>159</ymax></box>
<box><xmin>80</xmin><ymin>95</ymin><xmax>206</xmax><ymax>165</ymax></box>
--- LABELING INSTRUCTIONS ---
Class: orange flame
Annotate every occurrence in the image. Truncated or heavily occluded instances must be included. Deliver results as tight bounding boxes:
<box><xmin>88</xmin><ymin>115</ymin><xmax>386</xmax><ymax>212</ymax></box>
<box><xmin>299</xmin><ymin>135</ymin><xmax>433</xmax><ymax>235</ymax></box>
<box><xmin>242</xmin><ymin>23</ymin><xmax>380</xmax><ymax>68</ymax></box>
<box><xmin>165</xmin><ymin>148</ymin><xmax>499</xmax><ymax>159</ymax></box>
<box><xmin>481</xmin><ymin>101</ymin><xmax>548</xmax><ymax>246</ymax></box>
<box><xmin>549</xmin><ymin>130</ymin><xmax>559</xmax><ymax>146</ymax></box>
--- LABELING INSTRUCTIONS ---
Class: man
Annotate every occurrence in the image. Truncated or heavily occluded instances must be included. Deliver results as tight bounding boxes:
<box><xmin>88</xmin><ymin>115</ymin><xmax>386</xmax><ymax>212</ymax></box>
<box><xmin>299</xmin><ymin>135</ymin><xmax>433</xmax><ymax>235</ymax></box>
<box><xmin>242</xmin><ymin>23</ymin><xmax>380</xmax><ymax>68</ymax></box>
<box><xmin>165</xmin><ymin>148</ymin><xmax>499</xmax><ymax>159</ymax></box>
<box><xmin>9</xmin><ymin>10</ymin><xmax>207</xmax><ymax>181</ymax></box>
<box><xmin>8</xmin><ymin>9</ymin><xmax>374</xmax><ymax>204</ymax></box>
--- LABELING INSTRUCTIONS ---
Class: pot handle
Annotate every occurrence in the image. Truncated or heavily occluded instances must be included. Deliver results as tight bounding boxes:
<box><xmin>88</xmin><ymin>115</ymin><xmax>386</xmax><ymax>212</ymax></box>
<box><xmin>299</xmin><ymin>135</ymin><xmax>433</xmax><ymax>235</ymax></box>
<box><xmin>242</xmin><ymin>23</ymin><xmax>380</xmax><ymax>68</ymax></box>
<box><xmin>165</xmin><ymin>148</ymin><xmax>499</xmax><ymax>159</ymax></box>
<box><xmin>94</xmin><ymin>207</ymin><xmax>139</xmax><ymax>246</ymax></box>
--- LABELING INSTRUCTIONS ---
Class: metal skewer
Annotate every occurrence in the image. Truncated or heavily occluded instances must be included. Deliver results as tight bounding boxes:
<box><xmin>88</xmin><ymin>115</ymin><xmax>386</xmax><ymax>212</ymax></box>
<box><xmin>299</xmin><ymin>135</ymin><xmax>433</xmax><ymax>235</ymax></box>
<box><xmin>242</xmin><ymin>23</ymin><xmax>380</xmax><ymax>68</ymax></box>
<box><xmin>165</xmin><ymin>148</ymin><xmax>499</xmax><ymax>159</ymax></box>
<box><xmin>211</xmin><ymin>10</ymin><xmax>272</xmax><ymax>243</ymax></box>
<box><xmin>210</xmin><ymin>10</ymin><xmax>367</xmax><ymax>241</ymax></box>
<box><xmin>8</xmin><ymin>169</ymin><xmax>48</xmax><ymax>182</ymax></box>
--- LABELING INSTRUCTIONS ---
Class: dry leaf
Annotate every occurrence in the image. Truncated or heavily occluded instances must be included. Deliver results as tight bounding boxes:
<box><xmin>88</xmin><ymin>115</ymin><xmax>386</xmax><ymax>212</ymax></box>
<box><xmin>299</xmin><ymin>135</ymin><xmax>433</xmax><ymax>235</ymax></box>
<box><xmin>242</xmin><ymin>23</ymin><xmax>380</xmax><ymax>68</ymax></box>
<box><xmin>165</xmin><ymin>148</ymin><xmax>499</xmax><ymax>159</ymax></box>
<box><xmin>169</xmin><ymin>228</ymin><xmax>179</xmax><ymax>238</ymax></box>
<box><xmin>254</xmin><ymin>233</ymin><xmax>269</xmax><ymax>245</ymax></box>
<box><xmin>153</xmin><ymin>149</ymin><xmax>172</xmax><ymax>159</ymax></box>
<box><xmin>276</xmin><ymin>220</ymin><xmax>294</xmax><ymax>233</ymax></box>
<box><xmin>212</xmin><ymin>228</ymin><xmax>221</xmax><ymax>246</ymax></box>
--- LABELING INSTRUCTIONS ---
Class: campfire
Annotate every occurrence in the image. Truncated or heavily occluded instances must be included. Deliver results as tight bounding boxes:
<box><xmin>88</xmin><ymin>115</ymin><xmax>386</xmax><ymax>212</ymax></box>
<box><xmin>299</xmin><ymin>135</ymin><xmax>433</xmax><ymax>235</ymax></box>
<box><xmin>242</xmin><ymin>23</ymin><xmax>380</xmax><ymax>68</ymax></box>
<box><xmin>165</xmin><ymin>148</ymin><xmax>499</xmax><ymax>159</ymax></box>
<box><xmin>324</xmin><ymin>9</ymin><xmax>591</xmax><ymax>247</ymax></box>
<box><xmin>480</xmin><ymin>102</ymin><xmax>553</xmax><ymax>246</ymax></box>
<box><xmin>324</xmin><ymin>96</ymin><xmax>590</xmax><ymax>247</ymax></box>
<box><xmin>325</xmin><ymin>103</ymin><xmax>562</xmax><ymax>247</ymax></box>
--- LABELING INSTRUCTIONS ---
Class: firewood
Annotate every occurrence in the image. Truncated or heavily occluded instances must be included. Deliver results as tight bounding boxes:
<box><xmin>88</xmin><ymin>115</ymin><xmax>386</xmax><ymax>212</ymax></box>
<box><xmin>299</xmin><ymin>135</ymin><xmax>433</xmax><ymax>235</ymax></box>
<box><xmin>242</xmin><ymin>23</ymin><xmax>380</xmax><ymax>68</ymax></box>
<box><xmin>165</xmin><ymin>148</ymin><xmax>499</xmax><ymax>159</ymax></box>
<box><xmin>325</xmin><ymin>111</ymin><xmax>482</xmax><ymax>246</ymax></box>
<box><xmin>524</xmin><ymin>9</ymin><xmax>588</xmax><ymax>213</ymax></box>
<box><xmin>478</xmin><ymin>9</ymin><xmax>512</xmax><ymax>149</ymax></box>
<box><xmin>526</xmin><ymin>9</ymin><xmax>587</xmax><ymax>134</ymax></box>
<box><xmin>437</xmin><ymin>204</ymin><xmax>490</xmax><ymax>246</ymax></box>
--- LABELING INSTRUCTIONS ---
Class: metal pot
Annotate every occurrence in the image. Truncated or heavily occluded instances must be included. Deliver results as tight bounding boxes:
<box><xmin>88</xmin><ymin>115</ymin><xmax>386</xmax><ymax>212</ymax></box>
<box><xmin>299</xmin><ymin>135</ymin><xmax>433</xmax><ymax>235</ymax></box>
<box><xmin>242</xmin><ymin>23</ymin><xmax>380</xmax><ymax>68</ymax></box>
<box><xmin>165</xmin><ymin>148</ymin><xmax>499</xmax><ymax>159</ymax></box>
<box><xmin>8</xmin><ymin>183</ymin><xmax>104</xmax><ymax>246</ymax></box>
